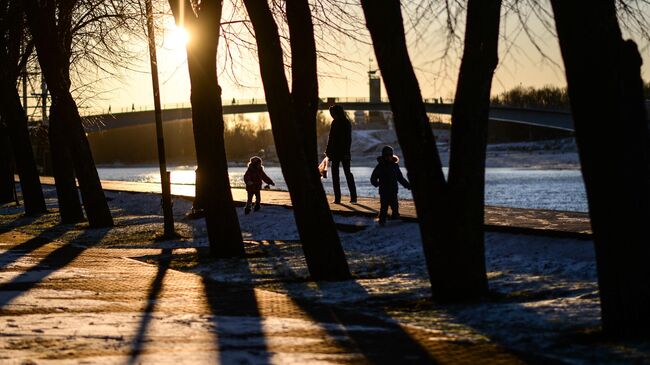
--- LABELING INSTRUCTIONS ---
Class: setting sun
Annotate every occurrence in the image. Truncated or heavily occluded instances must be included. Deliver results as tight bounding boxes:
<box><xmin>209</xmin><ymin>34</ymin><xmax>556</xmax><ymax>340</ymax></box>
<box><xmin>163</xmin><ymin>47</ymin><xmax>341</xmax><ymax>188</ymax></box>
<box><xmin>165</xmin><ymin>25</ymin><xmax>190</xmax><ymax>49</ymax></box>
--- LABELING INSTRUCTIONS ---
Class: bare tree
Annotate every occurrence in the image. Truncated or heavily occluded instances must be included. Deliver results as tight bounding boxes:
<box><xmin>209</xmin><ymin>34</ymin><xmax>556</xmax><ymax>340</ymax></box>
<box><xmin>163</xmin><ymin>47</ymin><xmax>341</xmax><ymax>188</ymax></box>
<box><xmin>24</xmin><ymin>0</ymin><xmax>113</xmax><ymax>227</ymax></box>
<box><xmin>286</xmin><ymin>0</ymin><xmax>318</xmax><ymax>168</ymax></box>
<box><xmin>167</xmin><ymin>0</ymin><xmax>245</xmax><ymax>257</ymax></box>
<box><xmin>0</xmin><ymin>0</ymin><xmax>46</xmax><ymax>215</ymax></box>
<box><xmin>360</xmin><ymin>0</ymin><xmax>501</xmax><ymax>301</ymax></box>
<box><xmin>17</xmin><ymin>0</ymin><xmax>155</xmax><ymax>225</ymax></box>
<box><xmin>360</xmin><ymin>0</ymin><xmax>449</xmax><ymax>299</ymax></box>
<box><xmin>445</xmin><ymin>0</ymin><xmax>502</xmax><ymax>298</ymax></box>
<box><xmin>551</xmin><ymin>0</ymin><xmax>650</xmax><ymax>337</ymax></box>
<box><xmin>242</xmin><ymin>0</ymin><xmax>351</xmax><ymax>280</ymax></box>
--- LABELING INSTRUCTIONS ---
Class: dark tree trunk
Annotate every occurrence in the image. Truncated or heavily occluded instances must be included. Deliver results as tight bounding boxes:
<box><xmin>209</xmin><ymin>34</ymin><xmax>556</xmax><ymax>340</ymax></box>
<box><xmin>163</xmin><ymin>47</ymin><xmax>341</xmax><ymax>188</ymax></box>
<box><xmin>445</xmin><ymin>0</ymin><xmax>502</xmax><ymax>298</ymax></box>
<box><xmin>551</xmin><ymin>0</ymin><xmax>650</xmax><ymax>337</ymax></box>
<box><xmin>243</xmin><ymin>0</ymin><xmax>351</xmax><ymax>281</ymax></box>
<box><xmin>168</xmin><ymin>0</ymin><xmax>244</xmax><ymax>257</ymax></box>
<box><xmin>360</xmin><ymin>0</ymin><xmax>453</xmax><ymax>298</ymax></box>
<box><xmin>28</xmin><ymin>0</ymin><xmax>82</xmax><ymax>224</ymax></box>
<box><xmin>0</xmin><ymin>131</ymin><xmax>14</xmax><ymax>205</ymax></box>
<box><xmin>0</xmin><ymin>0</ymin><xmax>45</xmax><ymax>215</ymax></box>
<box><xmin>24</xmin><ymin>0</ymin><xmax>113</xmax><ymax>227</ymax></box>
<box><xmin>48</xmin><ymin>102</ymin><xmax>84</xmax><ymax>223</ymax></box>
<box><xmin>286</xmin><ymin>0</ymin><xmax>319</xmax><ymax>167</ymax></box>
<box><xmin>1</xmin><ymin>88</ymin><xmax>47</xmax><ymax>215</ymax></box>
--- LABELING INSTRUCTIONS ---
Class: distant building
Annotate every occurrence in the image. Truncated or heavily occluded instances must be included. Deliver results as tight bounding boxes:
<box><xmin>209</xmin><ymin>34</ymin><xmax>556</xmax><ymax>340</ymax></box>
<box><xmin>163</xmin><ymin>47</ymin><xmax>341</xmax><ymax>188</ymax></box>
<box><xmin>368</xmin><ymin>69</ymin><xmax>385</xmax><ymax>125</ymax></box>
<box><xmin>368</xmin><ymin>70</ymin><xmax>381</xmax><ymax>102</ymax></box>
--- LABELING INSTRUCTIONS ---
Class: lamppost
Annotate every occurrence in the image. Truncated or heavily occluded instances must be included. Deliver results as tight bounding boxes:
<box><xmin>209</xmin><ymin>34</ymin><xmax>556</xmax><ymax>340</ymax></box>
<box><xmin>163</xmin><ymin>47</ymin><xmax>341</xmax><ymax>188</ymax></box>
<box><xmin>145</xmin><ymin>0</ymin><xmax>176</xmax><ymax>238</ymax></box>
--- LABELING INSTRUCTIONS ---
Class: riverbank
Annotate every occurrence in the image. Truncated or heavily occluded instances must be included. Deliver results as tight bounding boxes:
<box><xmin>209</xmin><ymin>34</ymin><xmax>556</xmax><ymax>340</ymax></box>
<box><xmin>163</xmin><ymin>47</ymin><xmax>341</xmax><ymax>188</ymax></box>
<box><xmin>95</xmin><ymin>135</ymin><xmax>581</xmax><ymax>170</ymax></box>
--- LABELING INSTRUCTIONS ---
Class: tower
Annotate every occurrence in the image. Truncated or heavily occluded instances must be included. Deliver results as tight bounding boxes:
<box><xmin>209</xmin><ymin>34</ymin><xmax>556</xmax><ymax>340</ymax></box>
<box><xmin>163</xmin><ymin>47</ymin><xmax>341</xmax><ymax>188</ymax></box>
<box><xmin>368</xmin><ymin>60</ymin><xmax>384</xmax><ymax>125</ymax></box>
<box><xmin>368</xmin><ymin>69</ymin><xmax>381</xmax><ymax>102</ymax></box>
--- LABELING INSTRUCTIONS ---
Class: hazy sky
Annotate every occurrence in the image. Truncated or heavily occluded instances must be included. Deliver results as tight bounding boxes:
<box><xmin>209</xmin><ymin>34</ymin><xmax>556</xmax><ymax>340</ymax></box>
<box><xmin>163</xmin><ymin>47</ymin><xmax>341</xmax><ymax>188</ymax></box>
<box><xmin>92</xmin><ymin>2</ymin><xmax>650</xmax><ymax>115</ymax></box>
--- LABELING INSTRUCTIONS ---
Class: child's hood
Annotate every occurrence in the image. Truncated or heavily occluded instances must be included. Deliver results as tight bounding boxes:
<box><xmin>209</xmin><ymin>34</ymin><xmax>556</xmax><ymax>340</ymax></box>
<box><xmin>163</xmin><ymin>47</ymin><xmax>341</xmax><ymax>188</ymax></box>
<box><xmin>376</xmin><ymin>155</ymin><xmax>399</xmax><ymax>164</ymax></box>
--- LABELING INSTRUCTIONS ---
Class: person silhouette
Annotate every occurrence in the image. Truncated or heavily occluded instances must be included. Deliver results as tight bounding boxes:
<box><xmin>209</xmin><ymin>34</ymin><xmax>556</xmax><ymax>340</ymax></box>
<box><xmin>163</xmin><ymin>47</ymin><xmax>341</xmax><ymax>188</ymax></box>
<box><xmin>325</xmin><ymin>104</ymin><xmax>357</xmax><ymax>204</ymax></box>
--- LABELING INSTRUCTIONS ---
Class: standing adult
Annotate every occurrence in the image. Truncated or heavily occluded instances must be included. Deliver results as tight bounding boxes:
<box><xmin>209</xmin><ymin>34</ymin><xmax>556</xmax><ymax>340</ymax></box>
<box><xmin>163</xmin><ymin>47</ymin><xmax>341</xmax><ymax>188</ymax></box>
<box><xmin>325</xmin><ymin>104</ymin><xmax>357</xmax><ymax>203</ymax></box>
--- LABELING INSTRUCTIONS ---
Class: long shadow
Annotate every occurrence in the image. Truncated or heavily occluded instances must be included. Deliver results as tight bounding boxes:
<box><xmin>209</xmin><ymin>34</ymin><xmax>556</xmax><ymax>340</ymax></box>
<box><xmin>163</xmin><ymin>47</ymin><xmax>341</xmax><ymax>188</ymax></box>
<box><xmin>127</xmin><ymin>248</ymin><xmax>172</xmax><ymax>365</ymax></box>
<box><xmin>200</xmin><ymin>250</ymin><xmax>270</xmax><ymax>364</ymax></box>
<box><xmin>350</xmin><ymin>202</ymin><xmax>378</xmax><ymax>214</ymax></box>
<box><xmin>0</xmin><ymin>225</ymin><xmax>73</xmax><ymax>271</ymax></box>
<box><xmin>434</xmin><ymin>279</ymin><xmax>599</xmax><ymax>364</ymax></box>
<box><xmin>0</xmin><ymin>214</ymin><xmax>41</xmax><ymax>233</ymax></box>
<box><xmin>0</xmin><ymin>227</ymin><xmax>109</xmax><ymax>310</ymax></box>
<box><xmin>338</xmin><ymin>202</ymin><xmax>378</xmax><ymax>217</ymax></box>
<box><xmin>261</xmin><ymin>240</ymin><xmax>437</xmax><ymax>364</ymax></box>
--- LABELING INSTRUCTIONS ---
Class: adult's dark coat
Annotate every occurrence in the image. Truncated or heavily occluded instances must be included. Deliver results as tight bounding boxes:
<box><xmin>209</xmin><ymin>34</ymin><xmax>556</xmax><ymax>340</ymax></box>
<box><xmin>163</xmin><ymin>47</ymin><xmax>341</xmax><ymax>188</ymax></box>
<box><xmin>325</xmin><ymin>117</ymin><xmax>352</xmax><ymax>161</ymax></box>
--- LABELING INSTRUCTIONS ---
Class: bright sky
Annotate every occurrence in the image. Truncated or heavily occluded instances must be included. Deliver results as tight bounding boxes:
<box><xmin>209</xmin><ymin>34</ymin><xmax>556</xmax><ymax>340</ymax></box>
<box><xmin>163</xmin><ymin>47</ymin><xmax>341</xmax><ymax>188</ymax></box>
<box><xmin>93</xmin><ymin>3</ymin><xmax>650</xmax><ymax>115</ymax></box>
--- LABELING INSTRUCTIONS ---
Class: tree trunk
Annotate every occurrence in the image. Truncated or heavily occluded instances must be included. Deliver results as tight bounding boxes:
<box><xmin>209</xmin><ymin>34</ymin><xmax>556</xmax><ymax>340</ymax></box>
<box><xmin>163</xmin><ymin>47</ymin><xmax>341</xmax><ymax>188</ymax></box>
<box><xmin>186</xmin><ymin>35</ymin><xmax>245</xmax><ymax>258</ymax></box>
<box><xmin>445</xmin><ymin>0</ymin><xmax>502</xmax><ymax>298</ymax></box>
<box><xmin>58</xmin><ymin>94</ymin><xmax>113</xmax><ymax>227</ymax></box>
<box><xmin>48</xmin><ymin>102</ymin><xmax>84</xmax><ymax>223</ymax></box>
<box><xmin>360</xmin><ymin>0</ymin><xmax>454</xmax><ymax>298</ymax></box>
<box><xmin>243</xmin><ymin>0</ymin><xmax>351</xmax><ymax>281</ymax></box>
<box><xmin>20</xmin><ymin>0</ymin><xmax>81</xmax><ymax>223</ymax></box>
<box><xmin>24</xmin><ymin>0</ymin><xmax>113</xmax><ymax>227</ymax></box>
<box><xmin>0</xmin><ymin>131</ymin><xmax>14</xmax><ymax>205</ymax></box>
<box><xmin>1</xmin><ymin>87</ymin><xmax>47</xmax><ymax>215</ymax></box>
<box><xmin>551</xmin><ymin>0</ymin><xmax>650</xmax><ymax>337</ymax></box>
<box><xmin>169</xmin><ymin>0</ymin><xmax>244</xmax><ymax>257</ymax></box>
<box><xmin>286</xmin><ymin>0</ymin><xmax>319</xmax><ymax>167</ymax></box>
<box><xmin>0</xmin><ymin>0</ymin><xmax>45</xmax><ymax>214</ymax></box>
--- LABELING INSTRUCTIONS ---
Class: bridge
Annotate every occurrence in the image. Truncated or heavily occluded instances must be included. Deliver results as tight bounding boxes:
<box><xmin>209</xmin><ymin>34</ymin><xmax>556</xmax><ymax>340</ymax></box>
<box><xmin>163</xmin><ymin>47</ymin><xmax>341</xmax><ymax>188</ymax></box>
<box><xmin>81</xmin><ymin>98</ymin><xmax>577</xmax><ymax>133</ymax></box>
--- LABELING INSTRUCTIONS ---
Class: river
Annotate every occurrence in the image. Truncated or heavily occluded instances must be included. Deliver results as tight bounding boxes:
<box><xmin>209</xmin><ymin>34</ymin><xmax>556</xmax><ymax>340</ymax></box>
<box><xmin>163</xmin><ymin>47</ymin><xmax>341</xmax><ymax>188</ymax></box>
<box><xmin>97</xmin><ymin>165</ymin><xmax>587</xmax><ymax>212</ymax></box>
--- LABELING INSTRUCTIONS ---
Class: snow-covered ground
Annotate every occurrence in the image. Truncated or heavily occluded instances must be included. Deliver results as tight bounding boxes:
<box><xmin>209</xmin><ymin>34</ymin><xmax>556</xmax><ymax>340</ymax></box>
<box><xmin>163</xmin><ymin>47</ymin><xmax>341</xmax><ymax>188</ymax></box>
<box><xmin>2</xmin><ymin>187</ymin><xmax>649</xmax><ymax>363</ymax></box>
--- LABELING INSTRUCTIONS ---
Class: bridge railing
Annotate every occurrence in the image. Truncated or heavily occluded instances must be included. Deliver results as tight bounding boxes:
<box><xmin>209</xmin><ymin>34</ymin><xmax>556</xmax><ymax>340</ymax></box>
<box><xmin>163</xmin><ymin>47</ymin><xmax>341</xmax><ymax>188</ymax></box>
<box><xmin>80</xmin><ymin>98</ymin><xmax>272</xmax><ymax>117</ymax></box>
<box><xmin>82</xmin><ymin>96</ymin><xmax>474</xmax><ymax>117</ymax></box>
<box><xmin>321</xmin><ymin>97</ymin><xmax>454</xmax><ymax>104</ymax></box>
<box><xmin>78</xmin><ymin>97</ymin><xmax>591</xmax><ymax>120</ymax></box>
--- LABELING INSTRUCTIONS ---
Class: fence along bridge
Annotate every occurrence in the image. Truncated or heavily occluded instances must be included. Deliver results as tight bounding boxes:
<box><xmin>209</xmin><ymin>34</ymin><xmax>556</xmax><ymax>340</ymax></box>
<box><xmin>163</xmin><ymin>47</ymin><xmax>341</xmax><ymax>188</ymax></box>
<box><xmin>81</xmin><ymin>98</ymin><xmax>577</xmax><ymax>133</ymax></box>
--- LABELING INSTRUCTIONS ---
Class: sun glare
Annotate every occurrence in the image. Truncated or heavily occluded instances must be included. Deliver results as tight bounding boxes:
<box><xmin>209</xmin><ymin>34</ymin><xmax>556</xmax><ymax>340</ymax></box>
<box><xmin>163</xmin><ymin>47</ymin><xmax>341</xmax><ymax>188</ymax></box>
<box><xmin>166</xmin><ymin>25</ymin><xmax>190</xmax><ymax>49</ymax></box>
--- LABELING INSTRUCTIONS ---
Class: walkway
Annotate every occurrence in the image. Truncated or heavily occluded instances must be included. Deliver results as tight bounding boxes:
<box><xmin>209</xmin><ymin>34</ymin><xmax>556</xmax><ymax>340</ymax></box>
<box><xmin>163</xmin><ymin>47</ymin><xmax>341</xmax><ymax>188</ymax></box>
<box><xmin>37</xmin><ymin>177</ymin><xmax>593</xmax><ymax>238</ymax></box>
<box><xmin>0</xmin><ymin>228</ymin><xmax>527</xmax><ymax>363</ymax></box>
<box><xmin>0</xmin><ymin>177</ymin><xmax>593</xmax><ymax>363</ymax></box>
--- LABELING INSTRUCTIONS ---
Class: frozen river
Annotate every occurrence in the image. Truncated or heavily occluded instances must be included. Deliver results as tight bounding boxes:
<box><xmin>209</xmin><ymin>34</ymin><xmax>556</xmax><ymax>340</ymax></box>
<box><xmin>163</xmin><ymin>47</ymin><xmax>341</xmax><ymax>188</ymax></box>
<box><xmin>97</xmin><ymin>165</ymin><xmax>587</xmax><ymax>212</ymax></box>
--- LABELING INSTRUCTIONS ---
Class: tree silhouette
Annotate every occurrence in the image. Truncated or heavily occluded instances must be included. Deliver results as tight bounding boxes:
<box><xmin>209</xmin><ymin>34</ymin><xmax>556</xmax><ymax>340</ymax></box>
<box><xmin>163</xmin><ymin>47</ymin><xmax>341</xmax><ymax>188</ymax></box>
<box><xmin>445</xmin><ymin>0</ymin><xmax>502</xmax><ymax>299</ymax></box>
<box><xmin>242</xmin><ymin>0</ymin><xmax>351</xmax><ymax>281</ymax></box>
<box><xmin>287</xmin><ymin>0</ymin><xmax>319</xmax><ymax>168</ymax></box>
<box><xmin>167</xmin><ymin>0</ymin><xmax>245</xmax><ymax>257</ymax></box>
<box><xmin>25</xmin><ymin>0</ymin><xmax>113</xmax><ymax>227</ymax></box>
<box><xmin>0</xmin><ymin>0</ymin><xmax>46</xmax><ymax>215</ymax></box>
<box><xmin>551</xmin><ymin>0</ymin><xmax>650</xmax><ymax>337</ymax></box>
<box><xmin>360</xmin><ymin>0</ymin><xmax>448</xmax><ymax>297</ymax></box>
<box><xmin>361</xmin><ymin>0</ymin><xmax>501</xmax><ymax>301</ymax></box>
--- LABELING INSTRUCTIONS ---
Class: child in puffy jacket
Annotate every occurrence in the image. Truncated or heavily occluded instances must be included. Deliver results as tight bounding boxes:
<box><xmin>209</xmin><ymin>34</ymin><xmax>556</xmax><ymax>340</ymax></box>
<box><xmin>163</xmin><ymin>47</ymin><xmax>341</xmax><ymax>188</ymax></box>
<box><xmin>370</xmin><ymin>146</ymin><xmax>411</xmax><ymax>226</ymax></box>
<box><xmin>243</xmin><ymin>156</ymin><xmax>275</xmax><ymax>214</ymax></box>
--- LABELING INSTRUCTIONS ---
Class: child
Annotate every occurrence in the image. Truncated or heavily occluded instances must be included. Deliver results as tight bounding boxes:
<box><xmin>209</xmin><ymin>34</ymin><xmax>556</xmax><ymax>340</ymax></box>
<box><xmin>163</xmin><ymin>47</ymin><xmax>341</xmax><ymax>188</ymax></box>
<box><xmin>243</xmin><ymin>156</ymin><xmax>275</xmax><ymax>214</ymax></box>
<box><xmin>370</xmin><ymin>146</ymin><xmax>411</xmax><ymax>226</ymax></box>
